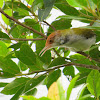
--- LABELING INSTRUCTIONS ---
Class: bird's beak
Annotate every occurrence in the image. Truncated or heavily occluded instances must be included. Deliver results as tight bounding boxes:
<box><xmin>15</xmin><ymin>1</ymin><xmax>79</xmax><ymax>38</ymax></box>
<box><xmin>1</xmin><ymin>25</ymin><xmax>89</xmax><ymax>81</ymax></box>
<box><xmin>39</xmin><ymin>45</ymin><xmax>51</xmax><ymax>56</ymax></box>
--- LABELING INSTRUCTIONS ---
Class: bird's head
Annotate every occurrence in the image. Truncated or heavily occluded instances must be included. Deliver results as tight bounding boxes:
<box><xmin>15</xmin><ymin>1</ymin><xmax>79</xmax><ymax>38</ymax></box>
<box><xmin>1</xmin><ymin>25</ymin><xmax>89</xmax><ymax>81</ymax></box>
<box><xmin>39</xmin><ymin>30</ymin><xmax>62</xmax><ymax>56</ymax></box>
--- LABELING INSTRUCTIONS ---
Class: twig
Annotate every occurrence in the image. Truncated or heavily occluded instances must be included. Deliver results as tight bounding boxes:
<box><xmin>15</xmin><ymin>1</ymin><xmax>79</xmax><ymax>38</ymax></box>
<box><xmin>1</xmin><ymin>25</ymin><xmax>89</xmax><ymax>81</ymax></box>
<box><xmin>0</xmin><ymin>8</ymin><xmax>47</xmax><ymax>38</ymax></box>
<box><xmin>77</xmin><ymin>51</ymin><xmax>100</xmax><ymax>63</ymax></box>
<box><xmin>43</xmin><ymin>21</ymin><xmax>56</xmax><ymax>31</ymax></box>
<box><xmin>16</xmin><ymin>62</ymin><xmax>100</xmax><ymax>76</ymax></box>
<box><xmin>0</xmin><ymin>38</ymin><xmax>45</xmax><ymax>41</ymax></box>
<box><xmin>10</xmin><ymin>38</ymin><xmax>45</xmax><ymax>41</ymax></box>
<box><xmin>53</xmin><ymin>48</ymin><xmax>61</xmax><ymax>57</ymax></box>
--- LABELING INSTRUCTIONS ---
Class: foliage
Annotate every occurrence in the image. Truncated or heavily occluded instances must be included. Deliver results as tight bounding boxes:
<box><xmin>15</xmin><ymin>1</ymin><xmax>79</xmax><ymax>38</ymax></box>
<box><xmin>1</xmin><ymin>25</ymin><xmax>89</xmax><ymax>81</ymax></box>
<box><xmin>0</xmin><ymin>0</ymin><xmax>100</xmax><ymax>100</ymax></box>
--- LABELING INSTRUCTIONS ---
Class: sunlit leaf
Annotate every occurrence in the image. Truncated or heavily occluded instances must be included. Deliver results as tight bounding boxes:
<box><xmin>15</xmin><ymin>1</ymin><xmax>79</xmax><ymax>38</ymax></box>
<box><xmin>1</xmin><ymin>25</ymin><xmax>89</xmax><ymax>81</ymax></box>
<box><xmin>0</xmin><ymin>41</ymin><xmax>9</xmax><ymax>57</ymax></box>
<box><xmin>87</xmin><ymin>70</ymin><xmax>100</xmax><ymax>98</ymax></box>
<box><xmin>66</xmin><ymin>75</ymin><xmax>80</xmax><ymax>100</ymax></box>
<box><xmin>0</xmin><ymin>0</ymin><xmax>3</xmax><ymax>8</ymax></box>
<box><xmin>22</xmin><ymin>96</ymin><xmax>37</xmax><ymax>100</ymax></box>
<box><xmin>48</xmin><ymin>82</ymin><xmax>60</xmax><ymax>100</ymax></box>
<box><xmin>76</xmin><ymin>84</ymin><xmax>88</xmax><ymax>100</ymax></box>
<box><xmin>2</xmin><ymin>9</ymin><xmax>12</xmax><ymax>25</ymax></box>
<box><xmin>57</xmin><ymin>79</ymin><xmax>66</xmax><ymax>100</ymax></box>
<box><xmin>66</xmin><ymin>0</ymin><xmax>82</xmax><ymax>7</ymax></box>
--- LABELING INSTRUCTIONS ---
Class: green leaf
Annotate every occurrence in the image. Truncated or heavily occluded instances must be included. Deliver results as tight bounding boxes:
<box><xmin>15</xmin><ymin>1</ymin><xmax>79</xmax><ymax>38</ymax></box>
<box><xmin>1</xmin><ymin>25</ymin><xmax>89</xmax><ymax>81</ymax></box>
<box><xmin>57</xmin><ymin>79</ymin><xmax>66</xmax><ymax>100</ymax></box>
<box><xmin>96</xmin><ymin>31</ymin><xmax>100</xmax><ymax>42</ymax></box>
<box><xmin>70</xmin><ymin>54</ymin><xmax>94</xmax><ymax>66</ymax></box>
<box><xmin>31</xmin><ymin>0</ymin><xmax>43</xmax><ymax>12</ymax></box>
<box><xmin>63</xmin><ymin>66</ymin><xmax>75</xmax><ymax>78</ymax></box>
<box><xmin>36</xmin><ymin>40</ymin><xmax>51</xmax><ymax>65</ymax></box>
<box><xmin>66</xmin><ymin>75</ymin><xmax>80</xmax><ymax>100</ymax></box>
<box><xmin>87</xmin><ymin>70</ymin><xmax>100</xmax><ymax>98</ymax></box>
<box><xmin>4</xmin><ymin>1</ymin><xmax>31</xmax><ymax>12</ymax></box>
<box><xmin>55</xmin><ymin>0</ymin><xmax>79</xmax><ymax>16</ymax></box>
<box><xmin>76</xmin><ymin>84</ymin><xmax>88</xmax><ymax>100</ymax></box>
<box><xmin>0</xmin><ymin>31</ymin><xmax>9</xmax><ymax>39</ymax></box>
<box><xmin>89</xmin><ymin>47</ymin><xmax>100</xmax><ymax>59</ymax></box>
<box><xmin>26</xmin><ymin>0</ymin><xmax>34</xmax><ymax>5</ymax></box>
<box><xmin>24</xmin><ymin>19</ymin><xmax>44</xmax><ymax>36</ymax></box>
<box><xmin>39</xmin><ymin>97</ymin><xmax>51</xmax><ymax>100</ymax></box>
<box><xmin>92</xmin><ymin>0</ymin><xmax>100</xmax><ymax>9</ymax></box>
<box><xmin>0</xmin><ymin>82</ymin><xmax>8</xmax><ymax>87</ymax></box>
<box><xmin>15</xmin><ymin>44</ymin><xmax>36</xmax><ymax>65</ymax></box>
<box><xmin>38</xmin><ymin>0</ymin><xmax>56</xmax><ymax>21</ymax></box>
<box><xmin>2</xmin><ymin>9</ymin><xmax>12</xmax><ymax>25</ymax></box>
<box><xmin>1</xmin><ymin>77</ymin><xmax>30</xmax><ymax>95</ymax></box>
<box><xmin>15</xmin><ymin>44</ymin><xmax>44</xmax><ymax>71</ymax></box>
<box><xmin>75</xmin><ymin>0</ymin><xmax>96</xmax><ymax>9</ymax></box>
<box><xmin>10</xmin><ymin>86</ymin><xmax>25</xmax><ymax>100</ymax></box>
<box><xmin>13</xmin><ymin>8</ymin><xmax>29</xmax><ymax>19</ymax></box>
<box><xmin>18</xmin><ymin>61</ymin><xmax>28</xmax><ymax>71</ymax></box>
<box><xmin>46</xmin><ymin>69</ymin><xmax>61</xmax><ymax>88</ymax></box>
<box><xmin>25</xmin><ymin>88</ymin><xmax>37</xmax><ymax>96</ymax></box>
<box><xmin>75</xmin><ymin>0</ymin><xmax>88</xmax><ymax>7</ymax></box>
<box><xmin>22</xmin><ymin>96</ymin><xmax>37</xmax><ymax>100</ymax></box>
<box><xmin>80</xmin><ymin>25</ymin><xmax>100</xmax><ymax>31</ymax></box>
<box><xmin>0</xmin><ymin>57</ymin><xmax>20</xmax><ymax>74</ymax></box>
<box><xmin>48</xmin><ymin>18</ymin><xmax>72</xmax><ymax>33</ymax></box>
<box><xmin>66</xmin><ymin>0</ymin><xmax>82</xmax><ymax>7</ymax></box>
<box><xmin>48</xmin><ymin>57</ymin><xmax>66</xmax><ymax>68</ymax></box>
<box><xmin>0</xmin><ymin>0</ymin><xmax>3</xmax><ymax>8</ymax></box>
<box><xmin>0</xmin><ymin>70</ymin><xmax>15</xmax><ymax>78</ymax></box>
<box><xmin>75</xmin><ymin>72</ymin><xmax>90</xmax><ymax>86</ymax></box>
<box><xmin>24</xmin><ymin>74</ymin><xmax>46</xmax><ymax>93</ymax></box>
<box><xmin>0</xmin><ymin>41</ymin><xmax>9</xmax><ymax>57</ymax></box>
<box><xmin>9</xmin><ymin>25</ymin><xmax>28</xmax><ymax>38</ymax></box>
<box><xmin>57</xmin><ymin>15</ymin><xmax>91</xmax><ymax>22</ymax></box>
<box><xmin>8</xmin><ymin>43</ymin><xmax>22</xmax><ymax>50</ymax></box>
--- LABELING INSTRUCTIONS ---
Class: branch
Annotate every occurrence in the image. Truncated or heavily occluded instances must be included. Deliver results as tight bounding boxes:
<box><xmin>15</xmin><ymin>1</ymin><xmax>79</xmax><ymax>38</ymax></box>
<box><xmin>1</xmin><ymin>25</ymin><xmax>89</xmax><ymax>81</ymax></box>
<box><xmin>16</xmin><ymin>62</ymin><xmax>100</xmax><ymax>76</ymax></box>
<box><xmin>77</xmin><ymin>51</ymin><xmax>100</xmax><ymax>63</ymax></box>
<box><xmin>43</xmin><ymin>21</ymin><xmax>56</xmax><ymax>31</ymax></box>
<box><xmin>0</xmin><ymin>8</ymin><xmax>47</xmax><ymax>38</ymax></box>
<box><xmin>0</xmin><ymin>38</ymin><xmax>45</xmax><ymax>41</ymax></box>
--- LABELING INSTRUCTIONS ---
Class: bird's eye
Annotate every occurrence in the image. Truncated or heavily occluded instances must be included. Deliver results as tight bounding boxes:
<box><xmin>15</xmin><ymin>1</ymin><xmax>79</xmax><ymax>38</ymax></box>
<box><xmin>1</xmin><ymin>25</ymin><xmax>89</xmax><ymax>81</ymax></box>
<box><xmin>49</xmin><ymin>39</ymin><xmax>53</xmax><ymax>44</ymax></box>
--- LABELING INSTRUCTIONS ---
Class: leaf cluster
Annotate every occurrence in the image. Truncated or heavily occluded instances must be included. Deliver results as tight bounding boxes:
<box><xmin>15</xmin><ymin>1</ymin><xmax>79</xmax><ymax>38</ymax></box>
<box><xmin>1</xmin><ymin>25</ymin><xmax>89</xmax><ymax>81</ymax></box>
<box><xmin>0</xmin><ymin>0</ymin><xmax>100</xmax><ymax>100</ymax></box>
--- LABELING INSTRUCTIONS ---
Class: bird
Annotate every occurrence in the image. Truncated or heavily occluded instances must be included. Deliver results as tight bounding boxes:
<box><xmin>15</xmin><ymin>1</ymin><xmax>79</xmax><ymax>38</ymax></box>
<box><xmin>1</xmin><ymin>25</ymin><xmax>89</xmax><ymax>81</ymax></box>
<box><xmin>39</xmin><ymin>28</ymin><xmax>96</xmax><ymax>56</ymax></box>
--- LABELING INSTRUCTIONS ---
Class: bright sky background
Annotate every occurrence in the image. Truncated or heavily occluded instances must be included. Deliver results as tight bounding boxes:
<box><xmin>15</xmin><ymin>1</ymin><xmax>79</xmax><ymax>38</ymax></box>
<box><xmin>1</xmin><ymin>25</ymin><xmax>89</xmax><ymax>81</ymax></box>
<box><xmin>0</xmin><ymin>8</ymin><xmax>88</xmax><ymax>100</ymax></box>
